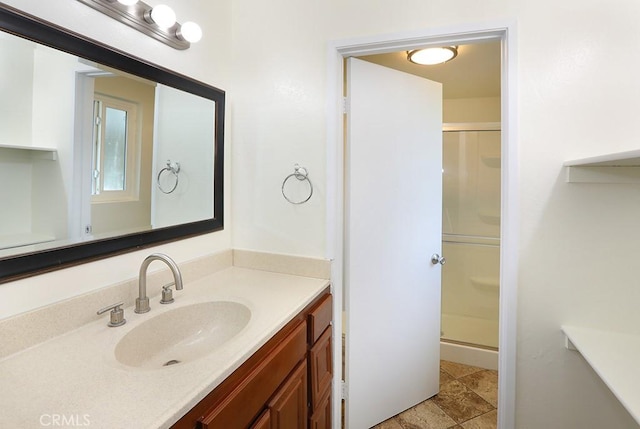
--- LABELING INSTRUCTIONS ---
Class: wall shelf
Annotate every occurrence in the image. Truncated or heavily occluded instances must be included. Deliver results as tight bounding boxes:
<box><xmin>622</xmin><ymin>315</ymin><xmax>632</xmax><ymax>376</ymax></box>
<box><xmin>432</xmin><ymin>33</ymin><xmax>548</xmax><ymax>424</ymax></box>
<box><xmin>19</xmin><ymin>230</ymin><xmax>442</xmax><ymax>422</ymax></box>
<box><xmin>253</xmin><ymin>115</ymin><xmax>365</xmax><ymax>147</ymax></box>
<box><xmin>564</xmin><ymin>149</ymin><xmax>640</xmax><ymax>183</ymax></box>
<box><xmin>0</xmin><ymin>144</ymin><xmax>58</xmax><ymax>161</ymax></box>
<box><xmin>0</xmin><ymin>233</ymin><xmax>56</xmax><ymax>250</ymax></box>
<box><xmin>562</xmin><ymin>325</ymin><xmax>640</xmax><ymax>425</ymax></box>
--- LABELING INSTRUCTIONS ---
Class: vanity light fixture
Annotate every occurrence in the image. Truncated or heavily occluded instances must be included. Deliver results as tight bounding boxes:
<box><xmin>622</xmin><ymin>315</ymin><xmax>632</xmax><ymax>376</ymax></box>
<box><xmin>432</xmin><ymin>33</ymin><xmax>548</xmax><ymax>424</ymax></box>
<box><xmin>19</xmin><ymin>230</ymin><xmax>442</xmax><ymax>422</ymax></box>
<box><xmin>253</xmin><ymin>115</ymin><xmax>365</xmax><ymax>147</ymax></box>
<box><xmin>407</xmin><ymin>46</ymin><xmax>458</xmax><ymax>65</ymax></box>
<box><xmin>76</xmin><ymin>0</ymin><xmax>202</xmax><ymax>49</ymax></box>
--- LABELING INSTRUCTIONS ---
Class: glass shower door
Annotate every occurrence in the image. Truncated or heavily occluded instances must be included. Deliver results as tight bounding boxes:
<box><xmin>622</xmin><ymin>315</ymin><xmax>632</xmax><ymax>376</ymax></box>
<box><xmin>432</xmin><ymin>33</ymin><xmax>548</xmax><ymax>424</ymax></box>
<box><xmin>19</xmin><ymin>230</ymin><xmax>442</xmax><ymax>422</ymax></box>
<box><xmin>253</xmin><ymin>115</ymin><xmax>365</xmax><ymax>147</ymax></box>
<box><xmin>441</xmin><ymin>129</ymin><xmax>501</xmax><ymax>349</ymax></box>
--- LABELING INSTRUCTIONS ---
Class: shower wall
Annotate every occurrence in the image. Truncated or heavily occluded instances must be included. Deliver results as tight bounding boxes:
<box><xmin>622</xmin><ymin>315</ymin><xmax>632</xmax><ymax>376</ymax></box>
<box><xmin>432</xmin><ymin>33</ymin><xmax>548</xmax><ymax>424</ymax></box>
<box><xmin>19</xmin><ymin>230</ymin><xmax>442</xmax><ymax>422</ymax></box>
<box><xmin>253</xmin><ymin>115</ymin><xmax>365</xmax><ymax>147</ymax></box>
<box><xmin>441</xmin><ymin>127</ymin><xmax>500</xmax><ymax>349</ymax></box>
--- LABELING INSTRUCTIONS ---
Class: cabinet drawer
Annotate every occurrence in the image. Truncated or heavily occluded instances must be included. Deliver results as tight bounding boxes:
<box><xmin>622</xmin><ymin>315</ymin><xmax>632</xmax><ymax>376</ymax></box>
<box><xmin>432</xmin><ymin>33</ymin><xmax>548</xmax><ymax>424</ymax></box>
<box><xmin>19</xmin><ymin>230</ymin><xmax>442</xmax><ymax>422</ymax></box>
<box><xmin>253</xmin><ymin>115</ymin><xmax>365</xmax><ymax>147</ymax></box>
<box><xmin>199</xmin><ymin>321</ymin><xmax>307</xmax><ymax>429</ymax></box>
<box><xmin>308</xmin><ymin>294</ymin><xmax>332</xmax><ymax>344</ymax></box>
<box><xmin>309</xmin><ymin>327</ymin><xmax>332</xmax><ymax>412</ymax></box>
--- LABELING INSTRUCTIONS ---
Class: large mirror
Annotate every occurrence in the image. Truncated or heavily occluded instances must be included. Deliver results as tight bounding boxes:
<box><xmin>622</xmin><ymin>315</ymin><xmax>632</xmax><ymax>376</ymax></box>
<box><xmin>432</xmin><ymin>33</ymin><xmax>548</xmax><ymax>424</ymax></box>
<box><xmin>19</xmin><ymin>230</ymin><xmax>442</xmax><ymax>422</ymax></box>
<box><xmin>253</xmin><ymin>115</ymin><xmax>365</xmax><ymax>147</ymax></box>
<box><xmin>0</xmin><ymin>4</ymin><xmax>224</xmax><ymax>282</ymax></box>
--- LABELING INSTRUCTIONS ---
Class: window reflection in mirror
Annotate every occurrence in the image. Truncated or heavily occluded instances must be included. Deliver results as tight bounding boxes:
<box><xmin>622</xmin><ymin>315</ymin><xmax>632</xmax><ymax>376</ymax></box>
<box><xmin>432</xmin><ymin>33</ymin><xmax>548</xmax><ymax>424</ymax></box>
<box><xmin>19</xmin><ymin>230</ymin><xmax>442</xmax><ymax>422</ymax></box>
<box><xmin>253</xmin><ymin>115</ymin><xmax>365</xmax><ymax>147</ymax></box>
<box><xmin>0</xmin><ymin>36</ymin><xmax>216</xmax><ymax>255</ymax></box>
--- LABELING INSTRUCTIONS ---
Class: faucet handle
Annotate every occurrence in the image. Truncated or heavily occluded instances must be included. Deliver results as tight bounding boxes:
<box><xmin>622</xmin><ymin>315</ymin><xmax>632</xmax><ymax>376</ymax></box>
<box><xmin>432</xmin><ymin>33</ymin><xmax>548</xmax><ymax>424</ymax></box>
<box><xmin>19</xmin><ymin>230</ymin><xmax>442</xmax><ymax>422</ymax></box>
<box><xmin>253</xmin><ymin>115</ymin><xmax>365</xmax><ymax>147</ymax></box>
<box><xmin>97</xmin><ymin>302</ymin><xmax>126</xmax><ymax>327</ymax></box>
<box><xmin>160</xmin><ymin>283</ymin><xmax>175</xmax><ymax>304</ymax></box>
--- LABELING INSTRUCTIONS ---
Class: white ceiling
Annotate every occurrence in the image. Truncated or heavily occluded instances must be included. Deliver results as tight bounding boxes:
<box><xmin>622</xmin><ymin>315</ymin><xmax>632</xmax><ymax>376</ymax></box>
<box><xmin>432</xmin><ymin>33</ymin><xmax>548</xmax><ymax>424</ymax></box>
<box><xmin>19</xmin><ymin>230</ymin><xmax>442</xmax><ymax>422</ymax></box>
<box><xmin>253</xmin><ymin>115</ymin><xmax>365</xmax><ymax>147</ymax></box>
<box><xmin>357</xmin><ymin>41</ymin><xmax>501</xmax><ymax>99</ymax></box>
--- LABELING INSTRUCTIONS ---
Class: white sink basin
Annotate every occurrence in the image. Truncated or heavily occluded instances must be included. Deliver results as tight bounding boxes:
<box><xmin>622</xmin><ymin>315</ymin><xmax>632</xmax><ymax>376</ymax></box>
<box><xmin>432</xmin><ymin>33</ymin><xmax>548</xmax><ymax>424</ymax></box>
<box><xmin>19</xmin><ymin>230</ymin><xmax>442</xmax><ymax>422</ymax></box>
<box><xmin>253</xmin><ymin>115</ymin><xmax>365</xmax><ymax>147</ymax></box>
<box><xmin>114</xmin><ymin>301</ymin><xmax>251</xmax><ymax>369</ymax></box>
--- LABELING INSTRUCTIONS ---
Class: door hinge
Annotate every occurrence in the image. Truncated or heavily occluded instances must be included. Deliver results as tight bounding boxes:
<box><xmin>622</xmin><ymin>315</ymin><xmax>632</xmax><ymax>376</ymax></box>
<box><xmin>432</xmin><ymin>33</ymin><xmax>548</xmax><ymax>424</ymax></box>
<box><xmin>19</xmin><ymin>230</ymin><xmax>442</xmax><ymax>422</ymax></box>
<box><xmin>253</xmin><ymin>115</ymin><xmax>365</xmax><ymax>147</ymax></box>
<box><xmin>341</xmin><ymin>380</ymin><xmax>348</xmax><ymax>399</ymax></box>
<box><xmin>342</xmin><ymin>97</ymin><xmax>349</xmax><ymax>114</ymax></box>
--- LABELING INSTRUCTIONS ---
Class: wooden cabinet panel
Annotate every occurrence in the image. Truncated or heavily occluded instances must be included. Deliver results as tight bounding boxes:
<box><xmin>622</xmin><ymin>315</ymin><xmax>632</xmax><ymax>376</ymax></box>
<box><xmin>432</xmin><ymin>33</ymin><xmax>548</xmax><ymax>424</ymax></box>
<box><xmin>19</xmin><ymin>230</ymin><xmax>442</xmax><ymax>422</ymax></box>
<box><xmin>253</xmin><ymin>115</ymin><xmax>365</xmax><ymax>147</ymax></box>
<box><xmin>308</xmin><ymin>294</ymin><xmax>332</xmax><ymax>344</ymax></box>
<box><xmin>268</xmin><ymin>361</ymin><xmax>308</xmax><ymax>429</ymax></box>
<box><xmin>309</xmin><ymin>327</ymin><xmax>332</xmax><ymax>412</ymax></box>
<box><xmin>198</xmin><ymin>322</ymin><xmax>307</xmax><ymax>429</ymax></box>
<box><xmin>309</xmin><ymin>389</ymin><xmax>331</xmax><ymax>429</ymax></box>
<box><xmin>250</xmin><ymin>410</ymin><xmax>270</xmax><ymax>429</ymax></box>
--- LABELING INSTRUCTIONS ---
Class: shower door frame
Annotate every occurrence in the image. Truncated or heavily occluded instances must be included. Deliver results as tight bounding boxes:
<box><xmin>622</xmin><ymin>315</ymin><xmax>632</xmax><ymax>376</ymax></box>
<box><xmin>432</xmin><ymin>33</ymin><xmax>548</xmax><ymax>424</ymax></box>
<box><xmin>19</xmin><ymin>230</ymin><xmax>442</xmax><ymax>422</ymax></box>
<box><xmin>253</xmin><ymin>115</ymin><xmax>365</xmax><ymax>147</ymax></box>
<box><xmin>326</xmin><ymin>23</ymin><xmax>518</xmax><ymax>429</ymax></box>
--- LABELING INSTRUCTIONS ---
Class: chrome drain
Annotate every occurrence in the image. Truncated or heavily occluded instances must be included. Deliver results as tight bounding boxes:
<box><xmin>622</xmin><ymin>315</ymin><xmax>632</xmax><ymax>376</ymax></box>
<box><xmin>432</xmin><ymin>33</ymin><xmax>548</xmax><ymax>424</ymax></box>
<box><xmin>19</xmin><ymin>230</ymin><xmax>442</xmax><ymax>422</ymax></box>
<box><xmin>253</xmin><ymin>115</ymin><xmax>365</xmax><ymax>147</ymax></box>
<box><xmin>163</xmin><ymin>359</ymin><xmax>181</xmax><ymax>366</ymax></box>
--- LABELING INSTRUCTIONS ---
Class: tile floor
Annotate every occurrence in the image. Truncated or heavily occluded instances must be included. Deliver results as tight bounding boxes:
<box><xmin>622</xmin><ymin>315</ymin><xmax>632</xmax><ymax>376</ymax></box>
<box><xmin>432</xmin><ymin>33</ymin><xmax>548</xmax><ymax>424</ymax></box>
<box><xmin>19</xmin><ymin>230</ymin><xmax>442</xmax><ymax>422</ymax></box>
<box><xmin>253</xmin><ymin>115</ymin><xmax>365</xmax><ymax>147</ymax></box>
<box><xmin>371</xmin><ymin>360</ymin><xmax>498</xmax><ymax>429</ymax></box>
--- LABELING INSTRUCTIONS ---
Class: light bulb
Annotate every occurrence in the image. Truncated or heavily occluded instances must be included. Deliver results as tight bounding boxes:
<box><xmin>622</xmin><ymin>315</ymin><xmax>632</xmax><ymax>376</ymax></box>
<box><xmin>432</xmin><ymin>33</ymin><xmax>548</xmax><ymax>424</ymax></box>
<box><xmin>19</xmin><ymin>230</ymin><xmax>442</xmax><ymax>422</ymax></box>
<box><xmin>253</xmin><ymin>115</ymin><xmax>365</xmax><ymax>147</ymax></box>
<box><xmin>150</xmin><ymin>5</ymin><xmax>176</xmax><ymax>28</ymax></box>
<box><xmin>178</xmin><ymin>22</ymin><xmax>202</xmax><ymax>43</ymax></box>
<box><xmin>117</xmin><ymin>0</ymin><xmax>138</xmax><ymax>5</ymax></box>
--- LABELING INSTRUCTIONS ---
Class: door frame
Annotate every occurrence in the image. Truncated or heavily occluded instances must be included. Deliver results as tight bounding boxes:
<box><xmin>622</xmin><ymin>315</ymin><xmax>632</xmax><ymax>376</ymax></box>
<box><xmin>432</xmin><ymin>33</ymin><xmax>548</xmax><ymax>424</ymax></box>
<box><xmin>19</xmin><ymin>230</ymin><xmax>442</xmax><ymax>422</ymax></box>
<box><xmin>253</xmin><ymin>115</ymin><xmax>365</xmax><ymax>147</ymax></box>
<box><xmin>326</xmin><ymin>22</ymin><xmax>518</xmax><ymax>429</ymax></box>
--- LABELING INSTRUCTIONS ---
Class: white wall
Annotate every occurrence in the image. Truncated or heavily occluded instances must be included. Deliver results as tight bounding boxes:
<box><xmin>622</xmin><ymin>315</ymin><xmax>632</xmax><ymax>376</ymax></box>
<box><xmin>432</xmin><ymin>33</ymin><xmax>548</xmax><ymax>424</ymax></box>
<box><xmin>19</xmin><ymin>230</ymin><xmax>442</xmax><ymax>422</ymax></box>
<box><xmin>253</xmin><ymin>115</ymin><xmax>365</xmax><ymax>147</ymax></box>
<box><xmin>0</xmin><ymin>35</ymin><xmax>33</xmax><ymax>146</ymax></box>
<box><xmin>0</xmin><ymin>0</ymin><xmax>232</xmax><ymax>319</ymax></box>
<box><xmin>229</xmin><ymin>1</ymin><xmax>640</xmax><ymax>428</ymax></box>
<box><xmin>444</xmin><ymin>96</ymin><xmax>501</xmax><ymax>123</ymax></box>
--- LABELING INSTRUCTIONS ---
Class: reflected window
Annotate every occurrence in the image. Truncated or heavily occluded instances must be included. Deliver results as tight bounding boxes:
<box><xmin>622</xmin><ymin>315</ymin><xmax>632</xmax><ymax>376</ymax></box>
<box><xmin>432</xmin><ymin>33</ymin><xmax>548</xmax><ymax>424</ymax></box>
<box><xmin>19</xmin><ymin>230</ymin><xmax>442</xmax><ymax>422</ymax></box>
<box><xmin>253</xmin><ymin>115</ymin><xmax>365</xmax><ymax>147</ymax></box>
<box><xmin>92</xmin><ymin>94</ymin><xmax>139</xmax><ymax>201</ymax></box>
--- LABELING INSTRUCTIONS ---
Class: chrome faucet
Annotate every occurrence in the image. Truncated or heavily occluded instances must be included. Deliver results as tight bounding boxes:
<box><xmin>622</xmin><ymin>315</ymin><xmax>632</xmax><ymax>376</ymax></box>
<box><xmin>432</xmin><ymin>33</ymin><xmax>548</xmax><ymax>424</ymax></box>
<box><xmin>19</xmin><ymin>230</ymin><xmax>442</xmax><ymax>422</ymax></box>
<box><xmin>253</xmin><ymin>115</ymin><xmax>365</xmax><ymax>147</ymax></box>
<box><xmin>135</xmin><ymin>253</ymin><xmax>183</xmax><ymax>314</ymax></box>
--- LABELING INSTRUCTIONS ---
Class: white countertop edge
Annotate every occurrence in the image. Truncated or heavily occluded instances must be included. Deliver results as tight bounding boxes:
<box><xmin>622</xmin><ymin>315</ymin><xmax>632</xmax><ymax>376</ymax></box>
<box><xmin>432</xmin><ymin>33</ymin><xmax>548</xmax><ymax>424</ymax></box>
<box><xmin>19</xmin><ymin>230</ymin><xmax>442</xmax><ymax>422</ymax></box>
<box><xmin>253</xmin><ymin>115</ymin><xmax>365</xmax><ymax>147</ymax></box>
<box><xmin>561</xmin><ymin>325</ymin><xmax>640</xmax><ymax>425</ymax></box>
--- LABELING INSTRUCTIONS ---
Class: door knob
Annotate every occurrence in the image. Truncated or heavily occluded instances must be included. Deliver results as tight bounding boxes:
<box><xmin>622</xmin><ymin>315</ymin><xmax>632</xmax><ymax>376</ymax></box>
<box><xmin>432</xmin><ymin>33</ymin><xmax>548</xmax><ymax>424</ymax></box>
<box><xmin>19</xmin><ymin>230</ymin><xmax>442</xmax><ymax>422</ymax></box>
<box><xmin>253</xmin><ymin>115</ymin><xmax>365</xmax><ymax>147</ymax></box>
<box><xmin>431</xmin><ymin>254</ymin><xmax>446</xmax><ymax>265</ymax></box>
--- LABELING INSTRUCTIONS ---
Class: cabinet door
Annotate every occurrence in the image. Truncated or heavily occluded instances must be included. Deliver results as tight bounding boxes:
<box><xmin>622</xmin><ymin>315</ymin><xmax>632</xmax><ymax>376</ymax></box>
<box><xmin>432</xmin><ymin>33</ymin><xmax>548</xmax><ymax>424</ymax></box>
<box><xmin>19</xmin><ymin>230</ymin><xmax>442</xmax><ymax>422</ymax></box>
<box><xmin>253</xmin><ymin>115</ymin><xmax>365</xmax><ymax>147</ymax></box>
<box><xmin>199</xmin><ymin>322</ymin><xmax>307</xmax><ymax>429</ymax></box>
<box><xmin>309</xmin><ymin>327</ymin><xmax>332</xmax><ymax>412</ymax></box>
<box><xmin>309</xmin><ymin>389</ymin><xmax>331</xmax><ymax>429</ymax></box>
<box><xmin>268</xmin><ymin>360</ymin><xmax>308</xmax><ymax>429</ymax></box>
<box><xmin>250</xmin><ymin>410</ymin><xmax>270</xmax><ymax>429</ymax></box>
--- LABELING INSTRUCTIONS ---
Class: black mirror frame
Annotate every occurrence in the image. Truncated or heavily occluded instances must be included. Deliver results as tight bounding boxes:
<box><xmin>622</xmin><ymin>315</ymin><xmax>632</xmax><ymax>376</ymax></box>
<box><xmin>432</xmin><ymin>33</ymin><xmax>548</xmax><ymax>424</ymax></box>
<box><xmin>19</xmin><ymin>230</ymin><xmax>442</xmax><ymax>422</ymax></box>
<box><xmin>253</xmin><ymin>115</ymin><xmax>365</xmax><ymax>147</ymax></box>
<box><xmin>0</xmin><ymin>3</ymin><xmax>224</xmax><ymax>283</ymax></box>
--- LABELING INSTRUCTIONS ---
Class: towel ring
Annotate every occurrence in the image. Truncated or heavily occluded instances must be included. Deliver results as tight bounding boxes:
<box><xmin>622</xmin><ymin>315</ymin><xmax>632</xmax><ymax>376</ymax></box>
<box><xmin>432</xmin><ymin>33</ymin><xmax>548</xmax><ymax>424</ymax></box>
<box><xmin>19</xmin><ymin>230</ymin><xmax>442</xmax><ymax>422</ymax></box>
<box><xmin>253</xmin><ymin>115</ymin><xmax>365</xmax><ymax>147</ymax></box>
<box><xmin>157</xmin><ymin>160</ymin><xmax>180</xmax><ymax>194</ymax></box>
<box><xmin>282</xmin><ymin>164</ymin><xmax>313</xmax><ymax>205</ymax></box>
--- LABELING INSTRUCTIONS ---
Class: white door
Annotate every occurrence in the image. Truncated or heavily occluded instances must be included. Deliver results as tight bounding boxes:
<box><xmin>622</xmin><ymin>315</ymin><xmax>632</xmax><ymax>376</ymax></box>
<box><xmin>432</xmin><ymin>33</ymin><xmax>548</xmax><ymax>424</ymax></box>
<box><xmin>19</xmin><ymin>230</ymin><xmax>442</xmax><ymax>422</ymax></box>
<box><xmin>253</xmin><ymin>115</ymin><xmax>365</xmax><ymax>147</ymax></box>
<box><xmin>345</xmin><ymin>57</ymin><xmax>443</xmax><ymax>428</ymax></box>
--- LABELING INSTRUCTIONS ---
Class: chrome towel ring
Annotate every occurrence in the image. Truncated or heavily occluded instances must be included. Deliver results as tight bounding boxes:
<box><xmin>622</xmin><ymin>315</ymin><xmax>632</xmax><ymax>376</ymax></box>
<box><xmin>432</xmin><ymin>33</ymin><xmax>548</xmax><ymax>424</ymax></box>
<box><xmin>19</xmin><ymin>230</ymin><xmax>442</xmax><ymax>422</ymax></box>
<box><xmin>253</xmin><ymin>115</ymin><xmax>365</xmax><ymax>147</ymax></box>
<box><xmin>157</xmin><ymin>160</ymin><xmax>180</xmax><ymax>194</ymax></box>
<box><xmin>282</xmin><ymin>164</ymin><xmax>313</xmax><ymax>204</ymax></box>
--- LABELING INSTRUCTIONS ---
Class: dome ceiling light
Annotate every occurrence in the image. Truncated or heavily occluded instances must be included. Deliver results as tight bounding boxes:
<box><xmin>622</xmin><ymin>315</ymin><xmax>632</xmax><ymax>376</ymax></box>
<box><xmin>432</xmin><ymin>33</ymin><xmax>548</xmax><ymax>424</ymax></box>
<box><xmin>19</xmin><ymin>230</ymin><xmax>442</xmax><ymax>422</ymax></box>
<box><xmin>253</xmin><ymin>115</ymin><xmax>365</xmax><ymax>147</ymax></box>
<box><xmin>407</xmin><ymin>46</ymin><xmax>458</xmax><ymax>65</ymax></box>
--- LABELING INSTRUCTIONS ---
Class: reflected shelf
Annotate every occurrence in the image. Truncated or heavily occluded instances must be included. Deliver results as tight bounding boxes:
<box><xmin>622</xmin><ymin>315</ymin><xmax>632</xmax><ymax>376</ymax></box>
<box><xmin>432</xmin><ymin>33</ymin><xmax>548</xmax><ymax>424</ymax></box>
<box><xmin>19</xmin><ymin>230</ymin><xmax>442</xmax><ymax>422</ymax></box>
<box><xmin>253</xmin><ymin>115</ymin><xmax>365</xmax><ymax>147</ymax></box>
<box><xmin>0</xmin><ymin>233</ymin><xmax>56</xmax><ymax>251</ymax></box>
<box><xmin>0</xmin><ymin>144</ymin><xmax>58</xmax><ymax>161</ymax></box>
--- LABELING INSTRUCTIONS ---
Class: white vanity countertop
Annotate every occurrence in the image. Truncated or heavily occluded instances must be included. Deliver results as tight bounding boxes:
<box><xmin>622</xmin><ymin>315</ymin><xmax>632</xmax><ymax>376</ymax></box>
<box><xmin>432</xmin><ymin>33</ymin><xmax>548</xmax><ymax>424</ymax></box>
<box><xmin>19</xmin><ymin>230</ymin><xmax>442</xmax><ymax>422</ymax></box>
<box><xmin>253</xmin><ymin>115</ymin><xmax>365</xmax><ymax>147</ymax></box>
<box><xmin>562</xmin><ymin>325</ymin><xmax>640</xmax><ymax>425</ymax></box>
<box><xmin>0</xmin><ymin>267</ymin><xmax>330</xmax><ymax>429</ymax></box>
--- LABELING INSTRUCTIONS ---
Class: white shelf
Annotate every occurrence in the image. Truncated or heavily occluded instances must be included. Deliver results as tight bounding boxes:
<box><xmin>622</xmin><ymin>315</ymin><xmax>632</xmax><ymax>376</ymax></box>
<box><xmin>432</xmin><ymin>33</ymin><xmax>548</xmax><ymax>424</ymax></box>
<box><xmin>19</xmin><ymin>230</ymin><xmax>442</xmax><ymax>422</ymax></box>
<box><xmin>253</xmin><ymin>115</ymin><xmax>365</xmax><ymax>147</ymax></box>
<box><xmin>0</xmin><ymin>144</ymin><xmax>58</xmax><ymax>161</ymax></box>
<box><xmin>562</xmin><ymin>325</ymin><xmax>640</xmax><ymax>425</ymax></box>
<box><xmin>0</xmin><ymin>233</ymin><xmax>56</xmax><ymax>250</ymax></box>
<box><xmin>564</xmin><ymin>150</ymin><xmax>640</xmax><ymax>183</ymax></box>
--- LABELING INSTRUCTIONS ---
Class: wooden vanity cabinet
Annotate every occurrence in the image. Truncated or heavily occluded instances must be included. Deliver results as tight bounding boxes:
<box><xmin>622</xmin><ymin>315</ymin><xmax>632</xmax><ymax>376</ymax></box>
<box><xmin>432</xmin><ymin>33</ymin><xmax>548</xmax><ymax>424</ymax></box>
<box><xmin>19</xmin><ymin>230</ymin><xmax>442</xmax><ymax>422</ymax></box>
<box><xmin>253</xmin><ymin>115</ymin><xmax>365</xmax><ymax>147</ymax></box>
<box><xmin>171</xmin><ymin>289</ymin><xmax>332</xmax><ymax>429</ymax></box>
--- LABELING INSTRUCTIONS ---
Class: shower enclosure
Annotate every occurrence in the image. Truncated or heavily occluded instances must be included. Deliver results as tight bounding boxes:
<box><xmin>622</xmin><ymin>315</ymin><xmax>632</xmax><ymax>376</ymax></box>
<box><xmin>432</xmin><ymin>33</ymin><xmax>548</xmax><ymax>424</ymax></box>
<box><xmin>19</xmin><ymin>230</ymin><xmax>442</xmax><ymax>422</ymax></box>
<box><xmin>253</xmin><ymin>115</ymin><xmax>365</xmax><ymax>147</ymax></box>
<box><xmin>441</xmin><ymin>124</ymin><xmax>501</xmax><ymax>350</ymax></box>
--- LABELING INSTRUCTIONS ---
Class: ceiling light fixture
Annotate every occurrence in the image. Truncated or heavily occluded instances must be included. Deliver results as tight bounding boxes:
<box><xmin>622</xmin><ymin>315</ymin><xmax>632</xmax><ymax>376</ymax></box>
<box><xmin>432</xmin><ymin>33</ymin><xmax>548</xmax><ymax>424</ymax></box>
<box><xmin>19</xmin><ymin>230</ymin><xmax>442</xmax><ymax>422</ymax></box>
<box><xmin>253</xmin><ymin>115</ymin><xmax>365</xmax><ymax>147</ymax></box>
<box><xmin>76</xmin><ymin>0</ymin><xmax>202</xmax><ymax>50</ymax></box>
<box><xmin>407</xmin><ymin>46</ymin><xmax>458</xmax><ymax>65</ymax></box>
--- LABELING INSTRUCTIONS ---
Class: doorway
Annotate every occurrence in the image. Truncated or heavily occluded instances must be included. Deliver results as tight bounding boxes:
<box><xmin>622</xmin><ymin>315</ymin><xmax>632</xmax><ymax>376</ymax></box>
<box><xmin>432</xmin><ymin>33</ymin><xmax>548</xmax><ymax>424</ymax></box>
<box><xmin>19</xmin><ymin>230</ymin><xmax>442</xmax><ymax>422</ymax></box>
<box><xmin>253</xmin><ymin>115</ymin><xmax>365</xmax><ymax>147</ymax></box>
<box><xmin>327</xmin><ymin>25</ymin><xmax>517</xmax><ymax>429</ymax></box>
<box><xmin>359</xmin><ymin>42</ymin><xmax>502</xmax><ymax>370</ymax></box>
